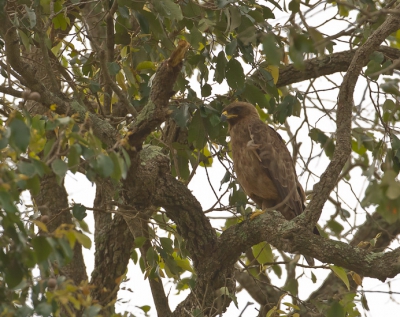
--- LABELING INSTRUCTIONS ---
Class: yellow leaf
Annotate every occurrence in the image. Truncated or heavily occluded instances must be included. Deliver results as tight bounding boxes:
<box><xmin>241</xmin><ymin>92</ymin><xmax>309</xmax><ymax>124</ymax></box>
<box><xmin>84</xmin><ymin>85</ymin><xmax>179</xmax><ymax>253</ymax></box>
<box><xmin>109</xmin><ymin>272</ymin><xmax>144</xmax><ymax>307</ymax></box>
<box><xmin>68</xmin><ymin>295</ymin><xmax>81</xmax><ymax>309</ymax></box>
<box><xmin>32</xmin><ymin>220</ymin><xmax>48</xmax><ymax>233</ymax></box>
<box><xmin>73</xmin><ymin>231</ymin><xmax>92</xmax><ymax>249</ymax></box>
<box><xmin>330</xmin><ymin>265</ymin><xmax>350</xmax><ymax>290</ymax></box>
<box><xmin>356</xmin><ymin>241</ymin><xmax>370</xmax><ymax>249</ymax></box>
<box><xmin>264</xmin><ymin>65</ymin><xmax>279</xmax><ymax>85</ymax></box>
<box><xmin>136</xmin><ymin>61</ymin><xmax>156</xmax><ymax>71</ymax></box>
<box><xmin>50</xmin><ymin>104</ymin><xmax>57</xmax><ymax>111</ymax></box>
<box><xmin>116</xmin><ymin>71</ymin><xmax>127</xmax><ymax>91</ymax></box>
<box><xmin>198</xmin><ymin>146</ymin><xmax>213</xmax><ymax>167</ymax></box>
<box><xmin>172</xmin><ymin>253</ymin><xmax>194</xmax><ymax>273</ymax></box>
<box><xmin>65</xmin><ymin>231</ymin><xmax>76</xmax><ymax>248</ymax></box>
<box><xmin>266</xmin><ymin>306</ymin><xmax>277</xmax><ymax>317</ymax></box>
<box><xmin>252</xmin><ymin>242</ymin><xmax>274</xmax><ymax>265</ymax></box>
<box><xmin>283</xmin><ymin>302</ymin><xmax>300</xmax><ymax>310</ymax></box>
<box><xmin>350</xmin><ymin>271</ymin><xmax>363</xmax><ymax>286</ymax></box>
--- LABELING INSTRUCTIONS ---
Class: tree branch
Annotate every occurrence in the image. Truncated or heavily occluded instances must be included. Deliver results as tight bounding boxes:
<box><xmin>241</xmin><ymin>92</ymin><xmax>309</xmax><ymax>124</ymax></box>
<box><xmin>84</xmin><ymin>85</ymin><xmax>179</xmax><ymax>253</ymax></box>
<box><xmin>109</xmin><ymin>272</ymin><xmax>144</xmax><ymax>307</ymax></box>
<box><xmin>306</xmin><ymin>211</ymin><xmax>400</xmax><ymax>306</ymax></box>
<box><xmin>300</xmin><ymin>5</ymin><xmax>400</xmax><ymax>229</ymax></box>
<box><xmin>123</xmin><ymin>208</ymin><xmax>172</xmax><ymax>317</ymax></box>
<box><xmin>90</xmin><ymin>180</ymin><xmax>133</xmax><ymax>312</ymax></box>
<box><xmin>215</xmin><ymin>211</ymin><xmax>400</xmax><ymax>282</ymax></box>
<box><xmin>276</xmin><ymin>46</ymin><xmax>400</xmax><ymax>88</ymax></box>
<box><xmin>128</xmin><ymin>40</ymin><xmax>190</xmax><ymax>150</ymax></box>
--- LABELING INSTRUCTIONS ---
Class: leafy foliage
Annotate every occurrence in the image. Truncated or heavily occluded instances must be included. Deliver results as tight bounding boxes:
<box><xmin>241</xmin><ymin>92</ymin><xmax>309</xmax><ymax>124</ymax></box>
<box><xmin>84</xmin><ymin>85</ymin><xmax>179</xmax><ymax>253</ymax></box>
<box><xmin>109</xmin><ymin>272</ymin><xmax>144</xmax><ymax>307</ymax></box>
<box><xmin>0</xmin><ymin>0</ymin><xmax>399</xmax><ymax>316</ymax></box>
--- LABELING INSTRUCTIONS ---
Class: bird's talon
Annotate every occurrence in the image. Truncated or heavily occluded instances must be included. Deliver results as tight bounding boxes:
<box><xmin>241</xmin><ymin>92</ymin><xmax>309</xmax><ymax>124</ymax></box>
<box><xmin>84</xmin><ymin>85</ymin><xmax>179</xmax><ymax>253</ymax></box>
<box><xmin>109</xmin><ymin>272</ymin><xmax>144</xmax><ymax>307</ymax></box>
<box><xmin>250</xmin><ymin>209</ymin><xmax>265</xmax><ymax>220</ymax></box>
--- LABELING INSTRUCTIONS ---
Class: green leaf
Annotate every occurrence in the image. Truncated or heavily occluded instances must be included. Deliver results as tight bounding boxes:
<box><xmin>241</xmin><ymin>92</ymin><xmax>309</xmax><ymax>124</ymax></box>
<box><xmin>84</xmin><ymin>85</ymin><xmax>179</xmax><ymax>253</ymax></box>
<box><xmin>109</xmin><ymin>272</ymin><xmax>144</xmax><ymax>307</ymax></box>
<box><xmin>0</xmin><ymin>191</ymin><xmax>18</xmax><ymax>213</ymax></box>
<box><xmin>35</xmin><ymin>302</ymin><xmax>52</xmax><ymax>316</ymax></box>
<box><xmin>361</xmin><ymin>293</ymin><xmax>370</xmax><ymax>311</ymax></box>
<box><xmin>272</xmin><ymin>264</ymin><xmax>282</xmax><ymax>278</ymax></box>
<box><xmin>146</xmin><ymin>248</ymin><xmax>158</xmax><ymax>267</ymax></box>
<box><xmin>188</xmin><ymin>26</ymin><xmax>203</xmax><ymax>50</ymax></box>
<box><xmin>0</xmin><ymin>126</ymin><xmax>10</xmax><ymax>150</ymax></box>
<box><xmin>52</xmin><ymin>13</ymin><xmax>69</xmax><ymax>30</ymax></box>
<box><xmin>201</xmin><ymin>83</ymin><xmax>212</xmax><ymax>97</ymax></box>
<box><xmin>288</xmin><ymin>0</ymin><xmax>300</xmax><ymax>13</ymax></box>
<box><xmin>24</xmin><ymin>5</ymin><xmax>36</xmax><ymax>28</ymax></box>
<box><xmin>72</xmin><ymin>204</ymin><xmax>87</xmax><ymax>221</ymax></box>
<box><xmin>160</xmin><ymin>237</ymin><xmax>174</xmax><ymax>254</ymax></box>
<box><xmin>263</xmin><ymin>33</ymin><xmax>282</xmax><ymax>66</ymax></box>
<box><xmin>276</xmin><ymin>95</ymin><xmax>297</xmax><ymax>123</ymax></box>
<box><xmin>137</xmin><ymin>305</ymin><xmax>151</xmax><ymax>313</ymax></box>
<box><xmin>134</xmin><ymin>236</ymin><xmax>147</xmax><ymax>248</ymax></box>
<box><xmin>327</xmin><ymin>301</ymin><xmax>346</xmax><ymax>317</ymax></box>
<box><xmin>27</xmin><ymin>175</ymin><xmax>40</xmax><ymax>195</ymax></box>
<box><xmin>107</xmin><ymin>62</ymin><xmax>121</xmax><ymax>76</ymax></box>
<box><xmin>131</xmin><ymin>249</ymin><xmax>138</xmax><ymax>264</ymax></box>
<box><xmin>83</xmin><ymin>305</ymin><xmax>102</xmax><ymax>317</ymax></box>
<box><xmin>109</xmin><ymin>151</ymin><xmax>122</xmax><ymax>180</ymax></box>
<box><xmin>381</xmin><ymin>81</ymin><xmax>400</xmax><ymax>96</ymax></box>
<box><xmin>18</xmin><ymin>161</ymin><xmax>36</xmax><ymax>177</ymax></box>
<box><xmin>252</xmin><ymin>242</ymin><xmax>274</xmax><ymax>264</ymax></box>
<box><xmin>243</xmin><ymin>83</ymin><xmax>269</xmax><ymax>109</ymax></box>
<box><xmin>266</xmin><ymin>0</ymin><xmax>282</xmax><ymax>10</ymax></box>
<box><xmin>18</xmin><ymin>29</ymin><xmax>31</xmax><ymax>51</ymax></box>
<box><xmin>32</xmin><ymin>236</ymin><xmax>53</xmax><ymax>262</ymax></box>
<box><xmin>283</xmin><ymin>278</ymin><xmax>298</xmax><ymax>296</ymax></box>
<box><xmin>225</xmin><ymin>38</ymin><xmax>237</xmax><ymax>56</ymax></box>
<box><xmin>225</xmin><ymin>58</ymin><xmax>245</xmax><ymax>90</ymax></box>
<box><xmin>93</xmin><ymin>154</ymin><xmax>114</xmax><ymax>178</ymax></box>
<box><xmin>5</xmin><ymin>264</ymin><xmax>24</xmax><ymax>288</ymax></box>
<box><xmin>171</xmin><ymin>104</ymin><xmax>190</xmax><ymax>128</ymax></box>
<box><xmin>188</xmin><ymin>110</ymin><xmax>206</xmax><ymax>149</ymax></box>
<box><xmin>330</xmin><ymin>265</ymin><xmax>350</xmax><ymax>290</ymax></box>
<box><xmin>153</xmin><ymin>0</ymin><xmax>183</xmax><ymax>21</ymax></box>
<box><xmin>51</xmin><ymin>159</ymin><xmax>68</xmax><ymax>179</ymax></box>
<box><xmin>226</xmin><ymin>6</ymin><xmax>242</xmax><ymax>32</ymax></box>
<box><xmin>68</xmin><ymin>143</ymin><xmax>81</xmax><ymax>173</ymax></box>
<box><xmin>327</xmin><ymin>219</ymin><xmax>344</xmax><ymax>235</ymax></box>
<box><xmin>214</xmin><ymin>51</ymin><xmax>227</xmax><ymax>84</ymax></box>
<box><xmin>9</xmin><ymin>118</ymin><xmax>30</xmax><ymax>153</ymax></box>
<box><xmin>89</xmin><ymin>81</ymin><xmax>101</xmax><ymax>93</ymax></box>
<box><xmin>311</xmin><ymin>271</ymin><xmax>317</xmax><ymax>283</ymax></box>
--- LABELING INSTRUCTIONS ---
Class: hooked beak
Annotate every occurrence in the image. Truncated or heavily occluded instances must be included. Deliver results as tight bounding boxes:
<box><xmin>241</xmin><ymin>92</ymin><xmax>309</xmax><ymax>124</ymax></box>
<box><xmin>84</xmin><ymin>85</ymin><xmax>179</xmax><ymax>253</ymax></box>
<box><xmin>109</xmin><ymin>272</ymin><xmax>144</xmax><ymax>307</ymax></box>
<box><xmin>220</xmin><ymin>111</ymin><xmax>237</xmax><ymax>122</ymax></box>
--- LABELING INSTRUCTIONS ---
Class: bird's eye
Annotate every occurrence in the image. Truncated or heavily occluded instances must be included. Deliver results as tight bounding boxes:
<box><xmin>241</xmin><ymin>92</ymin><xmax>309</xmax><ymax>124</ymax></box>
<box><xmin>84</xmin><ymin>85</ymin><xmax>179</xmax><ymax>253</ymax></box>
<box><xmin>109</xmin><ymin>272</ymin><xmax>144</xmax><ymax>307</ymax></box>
<box><xmin>231</xmin><ymin>107</ymin><xmax>240</xmax><ymax>113</ymax></box>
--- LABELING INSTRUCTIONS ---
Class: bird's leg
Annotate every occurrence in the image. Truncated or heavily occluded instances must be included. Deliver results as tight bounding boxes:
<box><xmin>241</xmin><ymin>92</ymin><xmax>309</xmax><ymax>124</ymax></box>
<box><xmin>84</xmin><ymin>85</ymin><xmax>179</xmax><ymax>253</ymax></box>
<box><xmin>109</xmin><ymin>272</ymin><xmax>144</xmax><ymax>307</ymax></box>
<box><xmin>247</xmin><ymin>126</ymin><xmax>262</xmax><ymax>162</ymax></box>
<box><xmin>249</xmin><ymin>201</ymin><xmax>272</xmax><ymax>219</ymax></box>
<box><xmin>249</xmin><ymin>209</ymin><xmax>264</xmax><ymax>219</ymax></box>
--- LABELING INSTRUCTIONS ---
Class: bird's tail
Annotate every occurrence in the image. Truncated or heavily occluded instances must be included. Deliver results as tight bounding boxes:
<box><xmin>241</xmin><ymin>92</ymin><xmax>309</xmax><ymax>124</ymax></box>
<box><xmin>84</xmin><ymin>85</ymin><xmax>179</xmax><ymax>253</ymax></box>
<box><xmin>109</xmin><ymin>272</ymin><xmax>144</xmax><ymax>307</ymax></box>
<box><xmin>305</xmin><ymin>226</ymin><xmax>320</xmax><ymax>266</ymax></box>
<box><xmin>304</xmin><ymin>255</ymin><xmax>315</xmax><ymax>267</ymax></box>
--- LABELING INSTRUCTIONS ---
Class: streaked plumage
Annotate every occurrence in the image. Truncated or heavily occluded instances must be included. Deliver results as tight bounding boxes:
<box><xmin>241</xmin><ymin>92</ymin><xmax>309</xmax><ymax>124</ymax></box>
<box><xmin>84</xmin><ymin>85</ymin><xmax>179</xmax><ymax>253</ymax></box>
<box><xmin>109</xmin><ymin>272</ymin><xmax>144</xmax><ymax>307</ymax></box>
<box><xmin>221</xmin><ymin>102</ymin><xmax>318</xmax><ymax>265</ymax></box>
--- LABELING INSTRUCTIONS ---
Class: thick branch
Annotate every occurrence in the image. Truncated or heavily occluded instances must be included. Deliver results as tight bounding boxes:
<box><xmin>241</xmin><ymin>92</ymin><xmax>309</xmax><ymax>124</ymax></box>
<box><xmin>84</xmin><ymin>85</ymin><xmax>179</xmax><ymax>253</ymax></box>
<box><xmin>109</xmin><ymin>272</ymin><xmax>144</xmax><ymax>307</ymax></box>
<box><xmin>155</xmin><ymin>174</ymin><xmax>217</xmax><ymax>268</ymax></box>
<box><xmin>90</xmin><ymin>180</ymin><xmax>133</xmax><ymax>312</ymax></box>
<box><xmin>124</xmin><ymin>210</ymin><xmax>172</xmax><ymax>317</ymax></box>
<box><xmin>306</xmin><ymin>211</ymin><xmax>400</xmax><ymax>306</ymax></box>
<box><xmin>276</xmin><ymin>46</ymin><xmax>400</xmax><ymax>88</ymax></box>
<box><xmin>214</xmin><ymin>211</ymin><xmax>400</xmax><ymax>282</ymax></box>
<box><xmin>33</xmin><ymin>174</ymin><xmax>88</xmax><ymax>285</ymax></box>
<box><xmin>128</xmin><ymin>41</ymin><xmax>190</xmax><ymax>150</ymax></box>
<box><xmin>300</xmin><ymin>6</ymin><xmax>400</xmax><ymax>229</ymax></box>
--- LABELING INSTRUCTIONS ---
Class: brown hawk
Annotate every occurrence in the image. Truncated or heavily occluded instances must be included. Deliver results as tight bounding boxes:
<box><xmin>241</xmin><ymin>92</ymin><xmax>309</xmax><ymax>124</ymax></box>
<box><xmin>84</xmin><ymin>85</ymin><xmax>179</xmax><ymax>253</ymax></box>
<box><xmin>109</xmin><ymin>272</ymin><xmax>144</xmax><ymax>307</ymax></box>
<box><xmin>221</xmin><ymin>102</ymin><xmax>318</xmax><ymax>265</ymax></box>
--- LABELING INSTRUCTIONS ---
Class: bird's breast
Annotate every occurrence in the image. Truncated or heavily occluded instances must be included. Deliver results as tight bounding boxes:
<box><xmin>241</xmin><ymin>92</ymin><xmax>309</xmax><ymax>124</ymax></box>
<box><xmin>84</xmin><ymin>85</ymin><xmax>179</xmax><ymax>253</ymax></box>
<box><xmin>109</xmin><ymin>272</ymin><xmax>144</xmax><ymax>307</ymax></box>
<box><xmin>230</xmin><ymin>137</ymin><xmax>279</xmax><ymax>201</ymax></box>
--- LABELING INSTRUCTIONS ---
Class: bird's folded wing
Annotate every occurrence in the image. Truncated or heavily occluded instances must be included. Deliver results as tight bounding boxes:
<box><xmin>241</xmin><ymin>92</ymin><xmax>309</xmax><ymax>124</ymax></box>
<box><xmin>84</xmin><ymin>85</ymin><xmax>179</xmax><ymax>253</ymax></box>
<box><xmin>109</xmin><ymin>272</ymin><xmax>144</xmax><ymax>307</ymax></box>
<box><xmin>249</xmin><ymin>122</ymin><xmax>303</xmax><ymax>217</ymax></box>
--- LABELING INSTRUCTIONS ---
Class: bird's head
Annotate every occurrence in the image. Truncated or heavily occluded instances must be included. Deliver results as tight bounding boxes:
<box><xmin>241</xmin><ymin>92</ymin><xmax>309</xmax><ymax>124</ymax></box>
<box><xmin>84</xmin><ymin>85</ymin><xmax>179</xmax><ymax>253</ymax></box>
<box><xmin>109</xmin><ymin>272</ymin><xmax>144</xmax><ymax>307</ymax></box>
<box><xmin>220</xmin><ymin>102</ymin><xmax>260</xmax><ymax>126</ymax></box>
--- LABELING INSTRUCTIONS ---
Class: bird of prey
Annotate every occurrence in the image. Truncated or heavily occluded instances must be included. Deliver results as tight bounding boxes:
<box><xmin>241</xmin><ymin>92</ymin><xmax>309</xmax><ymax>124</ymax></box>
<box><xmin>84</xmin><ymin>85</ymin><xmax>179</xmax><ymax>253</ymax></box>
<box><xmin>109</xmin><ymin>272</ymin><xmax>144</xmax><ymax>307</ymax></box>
<box><xmin>220</xmin><ymin>101</ymin><xmax>318</xmax><ymax>265</ymax></box>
